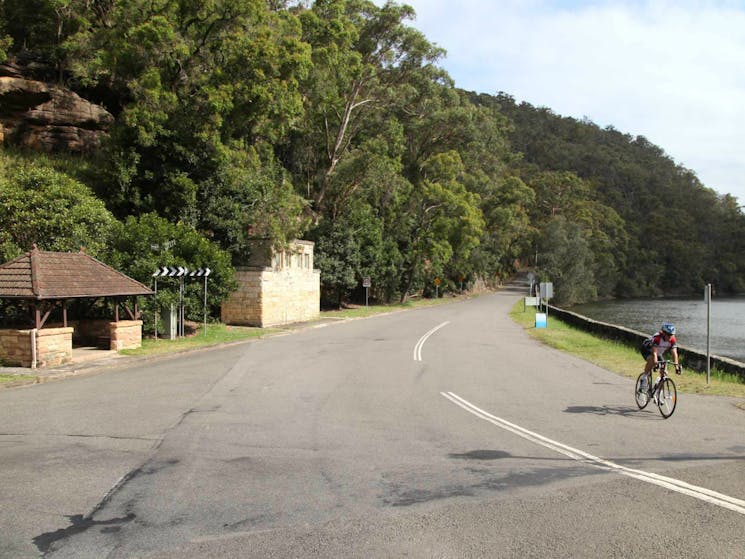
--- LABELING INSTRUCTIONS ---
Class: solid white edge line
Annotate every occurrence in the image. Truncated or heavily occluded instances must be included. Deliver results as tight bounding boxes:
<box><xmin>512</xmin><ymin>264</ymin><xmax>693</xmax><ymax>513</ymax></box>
<box><xmin>441</xmin><ymin>391</ymin><xmax>745</xmax><ymax>515</ymax></box>
<box><xmin>413</xmin><ymin>321</ymin><xmax>450</xmax><ymax>361</ymax></box>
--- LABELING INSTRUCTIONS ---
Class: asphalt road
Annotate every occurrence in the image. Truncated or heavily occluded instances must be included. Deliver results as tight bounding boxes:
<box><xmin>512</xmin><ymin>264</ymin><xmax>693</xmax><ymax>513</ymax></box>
<box><xmin>1</xmin><ymin>283</ymin><xmax>744</xmax><ymax>558</ymax></box>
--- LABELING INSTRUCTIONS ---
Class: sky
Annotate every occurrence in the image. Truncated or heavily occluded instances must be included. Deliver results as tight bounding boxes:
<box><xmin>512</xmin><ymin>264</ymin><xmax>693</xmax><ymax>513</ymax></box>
<box><xmin>395</xmin><ymin>0</ymin><xmax>745</xmax><ymax>204</ymax></box>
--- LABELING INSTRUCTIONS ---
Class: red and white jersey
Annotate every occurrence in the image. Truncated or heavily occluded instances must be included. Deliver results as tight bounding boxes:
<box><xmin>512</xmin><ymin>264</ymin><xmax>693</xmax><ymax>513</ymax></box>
<box><xmin>650</xmin><ymin>331</ymin><xmax>677</xmax><ymax>357</ymax></box>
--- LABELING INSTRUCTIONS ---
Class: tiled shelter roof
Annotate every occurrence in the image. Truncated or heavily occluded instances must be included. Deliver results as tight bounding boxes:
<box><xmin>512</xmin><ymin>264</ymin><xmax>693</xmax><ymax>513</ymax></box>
<box><xmin>0</xmin><ymin>248</ymin><xmax>153</xmax><ymax>300</ymax></box>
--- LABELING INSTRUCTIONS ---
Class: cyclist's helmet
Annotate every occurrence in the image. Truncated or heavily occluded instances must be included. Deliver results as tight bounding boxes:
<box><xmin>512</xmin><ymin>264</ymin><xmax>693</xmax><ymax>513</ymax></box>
<box><xmin>661</xmin><ymin>322</ymin><xmax>676</xmax><ymax>335</ymax></box>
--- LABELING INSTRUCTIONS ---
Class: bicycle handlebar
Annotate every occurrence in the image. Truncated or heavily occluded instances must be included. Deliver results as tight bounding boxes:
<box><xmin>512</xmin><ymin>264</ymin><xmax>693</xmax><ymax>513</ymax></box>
<box><xmin>654</xmin><ymin>359</ymin><xmax>682</xmax><ymax>374</ymax></box>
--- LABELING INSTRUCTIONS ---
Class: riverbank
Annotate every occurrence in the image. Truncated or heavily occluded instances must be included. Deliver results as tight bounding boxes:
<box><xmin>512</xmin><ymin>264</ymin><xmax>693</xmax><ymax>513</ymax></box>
<box><xmin>548</xmin><ymin>304</ymin><xmax>745</xmax><ymax>381</ymax></box>
<box><xmin>511</xmin><ymin>301</ymin><xmax>745</xmax><ymax>402</ymax></box>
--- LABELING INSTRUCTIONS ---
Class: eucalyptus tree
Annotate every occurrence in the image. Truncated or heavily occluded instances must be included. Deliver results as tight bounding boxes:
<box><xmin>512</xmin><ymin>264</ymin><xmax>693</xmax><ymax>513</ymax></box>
<box><xmin>536</xmin><ymin>216</ymin><xmax>597</xmax><ymax>305</ymax></box>
<box><xmin>396</xmin><ymin>151</ymin><xmax>484</xmax><ymax>301</ymax></box>
<box><xmin>290</xmin><ymin>0</ymin><xmax>446</xmax><ymax>217</ymax></box>
<box><xmin>526</xmin><ymin>170</ymin><xmax>628</xmax><ymax>301</ymax></box>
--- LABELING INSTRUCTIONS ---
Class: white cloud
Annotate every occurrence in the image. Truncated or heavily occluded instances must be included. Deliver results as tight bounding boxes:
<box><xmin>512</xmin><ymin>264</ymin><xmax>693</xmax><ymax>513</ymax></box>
<box><xmin>399</xmin><ymin>0</ymin><xmax>745</xmax><ymax>202</ymax></box>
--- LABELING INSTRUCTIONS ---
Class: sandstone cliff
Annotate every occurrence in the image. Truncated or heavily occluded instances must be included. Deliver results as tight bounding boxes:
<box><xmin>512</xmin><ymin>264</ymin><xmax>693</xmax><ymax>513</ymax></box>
<box><xmin>0</xmin><ymin>61</ymin><xmax>113</xmax><ymax>153</ymax></box>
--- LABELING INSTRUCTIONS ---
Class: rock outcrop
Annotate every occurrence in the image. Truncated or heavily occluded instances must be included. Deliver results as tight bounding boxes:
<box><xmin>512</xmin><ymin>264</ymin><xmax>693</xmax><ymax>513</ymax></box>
<box><xmin>0</xmin><ymin>63</ymin><xmax>113</xmax><ymax>153</ymax></box>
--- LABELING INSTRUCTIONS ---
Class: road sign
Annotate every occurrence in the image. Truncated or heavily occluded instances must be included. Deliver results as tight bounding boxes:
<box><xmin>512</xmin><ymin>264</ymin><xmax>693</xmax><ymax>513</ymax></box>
<box><xmin>539</xmin><ymin>282</ymin><xmax>553</xmax><ymax>299</ymax></box>
<box><xmin>434</xmin><ymin>277</ymin><xmax>441</xmax><ymax>286</ymax></box>
<box><xmin>363</xmin><ymin>277</ymin><xmax>371</xmax><ymax>287</ymax></box>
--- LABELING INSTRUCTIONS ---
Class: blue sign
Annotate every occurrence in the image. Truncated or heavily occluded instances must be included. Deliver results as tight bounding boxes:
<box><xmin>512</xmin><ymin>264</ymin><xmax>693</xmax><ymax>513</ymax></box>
<box><xmin>535</xmin><ymin>312</ymin><xmax>547</xmax><ymax>328</ymax></box>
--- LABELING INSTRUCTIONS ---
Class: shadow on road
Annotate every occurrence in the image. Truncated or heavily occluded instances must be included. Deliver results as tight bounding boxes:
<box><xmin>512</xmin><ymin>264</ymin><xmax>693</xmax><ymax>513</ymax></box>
<box><xmin>563</xmin><ymin>404</ymin><xmax>654</xmax><ymax>418</ymax></box>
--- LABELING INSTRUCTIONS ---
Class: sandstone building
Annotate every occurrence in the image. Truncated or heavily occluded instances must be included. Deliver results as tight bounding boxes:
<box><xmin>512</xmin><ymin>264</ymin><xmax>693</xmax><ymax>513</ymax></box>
<box><xmin>221</xmin><ymin>240</ymin><xmax>320</xmax><ymax>328</ymax></box>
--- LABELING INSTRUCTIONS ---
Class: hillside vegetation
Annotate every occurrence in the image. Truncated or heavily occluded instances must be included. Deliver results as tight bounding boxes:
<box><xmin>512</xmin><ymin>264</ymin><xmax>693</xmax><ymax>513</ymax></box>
<box><xmin>2</xmin><ymin>0</ymin><xmax>744</xmax><ymax>328</ymax></box>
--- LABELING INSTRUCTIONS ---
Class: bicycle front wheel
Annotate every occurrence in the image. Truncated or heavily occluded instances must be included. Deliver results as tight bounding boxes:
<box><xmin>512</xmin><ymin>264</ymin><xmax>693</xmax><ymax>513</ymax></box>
<box><xmin>635</xmin><ymin>373</ymin><xmax>650</xmax><ymax>409</ymax></box>
<box><xmin>656</xmin><ymin>377</ymin><xmax>677</xmax><ymax>418</ymax></box>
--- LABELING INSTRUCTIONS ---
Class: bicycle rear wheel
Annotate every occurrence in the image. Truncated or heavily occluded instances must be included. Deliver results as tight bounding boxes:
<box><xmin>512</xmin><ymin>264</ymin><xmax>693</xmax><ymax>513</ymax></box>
<box><xmin>635</xmin><ymin>373</ymin><xmax>650</xmax><ymax>409</ymax></box>
<box><xmin>656</xmin><ymin>377</ymin><xmax>677</xmax><ymax>418</ymax></box>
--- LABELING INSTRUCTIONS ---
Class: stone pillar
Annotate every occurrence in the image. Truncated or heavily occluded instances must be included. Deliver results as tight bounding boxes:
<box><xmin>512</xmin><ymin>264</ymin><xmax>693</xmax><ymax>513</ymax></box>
<box><xmin>108</xmin><ymin>320</ymin><xmax>143</xmax><ymax>350</ymax></box>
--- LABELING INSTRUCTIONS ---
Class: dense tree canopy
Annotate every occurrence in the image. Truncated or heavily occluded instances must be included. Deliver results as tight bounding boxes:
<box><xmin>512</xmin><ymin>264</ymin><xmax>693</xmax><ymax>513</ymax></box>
<box><xmin>2</xmin><ymin>0</ymin><xmax>745</xmax><ymax>312</ymax></box>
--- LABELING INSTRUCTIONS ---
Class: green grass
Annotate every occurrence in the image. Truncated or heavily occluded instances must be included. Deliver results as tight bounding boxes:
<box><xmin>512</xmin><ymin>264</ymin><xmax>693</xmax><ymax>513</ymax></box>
<box><xmin>0</xmin><ymin>373</ymin><xmax>37</xmax><ymax>385</ymax></box>
<box><xmin>510</xmin><ymin>301</ymin><xmax>745</xmax><ymax>400</ymax></box>
<box><xmin>120</xmin><ymin>323</ymin><xmax>278</xmax><ymax>357</ymax></box>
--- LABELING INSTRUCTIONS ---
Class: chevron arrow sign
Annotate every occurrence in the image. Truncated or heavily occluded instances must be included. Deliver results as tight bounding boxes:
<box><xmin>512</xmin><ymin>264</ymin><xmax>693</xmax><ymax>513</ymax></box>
<box><xmin>153</xmin><ymin>266</ymin><xmax>193</xmax><ymax>277</ymax></box>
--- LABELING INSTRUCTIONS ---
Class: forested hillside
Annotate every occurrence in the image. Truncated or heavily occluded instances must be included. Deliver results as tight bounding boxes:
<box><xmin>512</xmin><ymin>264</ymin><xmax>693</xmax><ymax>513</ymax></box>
<box><xmin>2</xmin><ymin>0</ymin><xmax>744</xmax><ymax>322</ymax></box>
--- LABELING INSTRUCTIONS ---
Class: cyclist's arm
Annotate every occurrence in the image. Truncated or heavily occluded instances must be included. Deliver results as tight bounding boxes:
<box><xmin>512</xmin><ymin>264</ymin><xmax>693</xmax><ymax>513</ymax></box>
<box><xmin>671</xmin><ymin>347</ymin><xmax>681</xmax><ymax>371</ymax></box>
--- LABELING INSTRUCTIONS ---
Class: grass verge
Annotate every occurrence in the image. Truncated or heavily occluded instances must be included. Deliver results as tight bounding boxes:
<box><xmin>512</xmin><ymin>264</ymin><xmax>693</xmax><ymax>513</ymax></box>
<box><xmin>510</xmin><ymin>301</ymin><xmax>745</xmax><ymax>400</ymax></box>
<box><xmin>120</xmin><ymin>323</ymin><xmax>277</xmax><ymax>357</ymax></box>
<box><xmin>0</xmin><ymin>373</ymin><xmax>37</xmax><ymax>386</ymax></box>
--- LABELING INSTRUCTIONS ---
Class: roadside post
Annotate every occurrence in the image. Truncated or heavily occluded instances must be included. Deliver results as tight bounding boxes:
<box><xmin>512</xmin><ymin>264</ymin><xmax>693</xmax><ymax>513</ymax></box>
<box><xmin>539</xmin><ymin>281</ymin><xmax>553</xmax><ymax>327</ymax></box>
<box><xmin>190</xmin><ymin>268</ymin><xmax>211</xmax><ymax>336</ymax></box>
<box><xmin>434</xmin><ymin>277</ymin><xmax>441</xmax><ymax>298</ymax></box>
<box><xmin>176</xmin><ymin>267</ymin><xmax>187</xmax><ymax>337</ymax></box>
<box><xmin>152</xmin><ymin>269</ymin><xmax>159</xmax><ymax>339</ymax></box>
<box><xmin>363</xmin><ymin>277</ymin><xmax>371</xmax><ymax>307</ymax></box>
<box><xmin>705</xmin><ymin>283</ymin><xmax>712</xmax><ymax>385</ymax></box>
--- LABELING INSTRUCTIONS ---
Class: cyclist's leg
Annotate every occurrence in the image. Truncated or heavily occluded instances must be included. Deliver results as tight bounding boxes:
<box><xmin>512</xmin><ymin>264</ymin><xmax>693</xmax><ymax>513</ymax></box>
<box><xmin>635</xmin><ymin>372</ymin><xmax>651</xmax><ymax>409</ymax></box>
<box><xmin>639</xmin><ymin>350</ymin><xmax>654</xmax><ymax>391</ymax></box>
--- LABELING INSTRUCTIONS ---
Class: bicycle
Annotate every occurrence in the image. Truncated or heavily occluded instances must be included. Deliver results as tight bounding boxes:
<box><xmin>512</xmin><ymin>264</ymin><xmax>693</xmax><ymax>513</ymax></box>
<box><xmin>634</xmin><ymin>360</ymin><xmax>680</xmax><ymax>419</ymax></box>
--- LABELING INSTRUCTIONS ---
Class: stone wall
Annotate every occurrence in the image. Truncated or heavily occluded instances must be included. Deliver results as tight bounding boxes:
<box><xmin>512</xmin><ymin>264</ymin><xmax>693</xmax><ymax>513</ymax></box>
<box><xmin>71</xmin><ymin>319</ymin><xmax>111</xmax><ymax>346</ymax></box>
<box><xmin>109</xmin><ymin>320</ymin><xmax>143</xmax><ymax>350</ymax></box>
<box><xmin>221</xmin><ymin>268</ymin><xmax>320</xmax><ymax>327</ymax></box>
<box><xmin>36</xmin><ymin>327</ymin><xmax>74</xmax><ymax>367</ymax></box>
<box><xmin>0</xmin><ymin>329</ymin><xmax>33</xmax><ymax>367</ymax></box>
<box><xmin>0</xmin><ymin>327</ymin><xmax>74</xmax><ymax>368</ymax></box>
<box><xmin>0</xmin><ymin>321</ymin><xmax>142</xmax><ymax>367</ymax></box>
<box><xmin>548</xmin><ymin>305</ymin><xmax>745</xmax><ymax>381</ymax></box>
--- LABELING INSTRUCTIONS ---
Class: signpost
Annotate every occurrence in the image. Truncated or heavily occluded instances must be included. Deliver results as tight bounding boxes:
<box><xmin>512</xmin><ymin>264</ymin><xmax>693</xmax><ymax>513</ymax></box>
<box><xmin>363</xmin><ymin>277</ymin><xmax>371</xmax><ymax>307</ymax></box>
<box><xmin>434</xmin><ymin>277</ymin><xmax>441</xmax><ymax>298</ymax></box>
<box><xmin>705</xmin><ymin>283</ymin><xmax>711</xmax><ymax>385</ymax></box>
<box><xmin>527</xmin><ymin>272</ymin><xmax>535</xmax><ymax>297</ymax></box>
<box><xmin>190</xmin><ymin>268</ymin><xmax>212</xmax><ymax>336</ymax></box>
<box><xmin>153</xmin><ymin>265</ymin><xmax>212</xmax><ymax>338</ymax></box>
<box><xmin>538</xmin><ymin>281</ymin><xmax>554</xmax><ymax>327</ymax></box>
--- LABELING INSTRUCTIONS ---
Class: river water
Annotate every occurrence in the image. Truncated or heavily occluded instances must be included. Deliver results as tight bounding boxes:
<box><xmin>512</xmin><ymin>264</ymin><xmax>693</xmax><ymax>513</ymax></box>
<box><xmin>567</xmin><ymin>297</ymin><xmax>745</xmax><ymax>362</ymax></box>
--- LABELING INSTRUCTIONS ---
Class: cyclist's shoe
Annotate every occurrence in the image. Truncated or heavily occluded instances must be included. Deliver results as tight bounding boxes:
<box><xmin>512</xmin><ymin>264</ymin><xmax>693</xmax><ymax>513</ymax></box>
<box><xmin>639</xmin><ymin>375</ymin><xmax>649</xmax><ymax>392</ymax></box>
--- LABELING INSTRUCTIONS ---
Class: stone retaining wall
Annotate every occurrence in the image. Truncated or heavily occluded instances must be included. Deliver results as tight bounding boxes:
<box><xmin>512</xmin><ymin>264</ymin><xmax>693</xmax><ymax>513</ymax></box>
<box><xmin>0</xmin><ymin>327</ymin><xmax>73</xmax><ymax>368</ymax></box>
<box><xmin>549</xmin><ymin>305</ymin><xmax>745</xmax><ymax>381</ymax></box>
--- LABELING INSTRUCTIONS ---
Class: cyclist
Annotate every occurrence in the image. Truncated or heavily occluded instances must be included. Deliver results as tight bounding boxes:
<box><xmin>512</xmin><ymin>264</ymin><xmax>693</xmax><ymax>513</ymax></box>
<box><xmin>639</xmin><ymin>322</ymin><xmax>682</xmax><ymax>392</ymax></box>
